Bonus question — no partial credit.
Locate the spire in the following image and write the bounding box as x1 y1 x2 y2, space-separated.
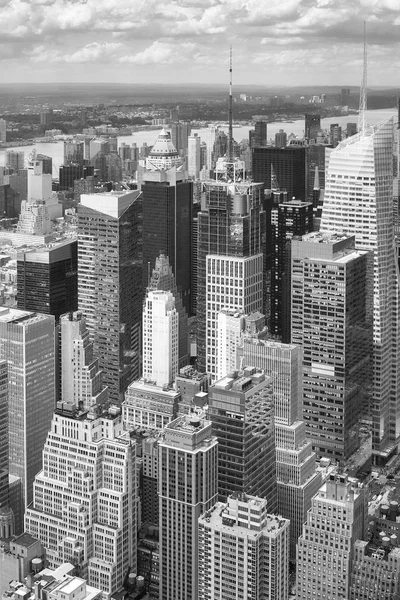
228 45 233 162
358 21 367 136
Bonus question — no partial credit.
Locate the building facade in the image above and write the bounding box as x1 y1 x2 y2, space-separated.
78 190 142 403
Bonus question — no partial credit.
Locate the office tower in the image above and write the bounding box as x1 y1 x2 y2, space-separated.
141 434 160 525
330 123 342 147
320 118 398 460
36 154 52 175
296 473 366 600
89 138 110 160
305 113 321 142
59 164 94 191
170 121 191 156
270 198 313 339
349 538 400 600
25 404 136 597
40 110 52 128
212 130 228 163
253 145 307 201
78 190 142 404
0 308 55 533
197 180 266 375
275 129 287 148
0 119 6 143
253 121 267 147
158 414 218 600
60 311 108 410
6 151 24 172
291 232 372 463
74 176 95 202
208 367 277 510
216 311 245 380
123 378 180 432
187 133 201 179
347 122 357 137
0 360 13 539
141 130 192 314
0 182 20 219
239 335 322 560
143 290 179 387
17 240 78 320
8 169 28 205
64 140 84 165
198 493 289 600
148 253 188 368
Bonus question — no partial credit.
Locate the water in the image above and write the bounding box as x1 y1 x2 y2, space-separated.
0 108 396 172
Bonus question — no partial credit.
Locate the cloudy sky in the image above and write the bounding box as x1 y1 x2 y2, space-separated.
0 0 399 86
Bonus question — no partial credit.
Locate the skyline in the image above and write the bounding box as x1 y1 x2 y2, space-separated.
0 0 399 86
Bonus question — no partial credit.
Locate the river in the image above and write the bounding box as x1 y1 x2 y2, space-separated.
0 108 396 172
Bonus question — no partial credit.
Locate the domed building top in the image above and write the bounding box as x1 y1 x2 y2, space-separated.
146 129 184 171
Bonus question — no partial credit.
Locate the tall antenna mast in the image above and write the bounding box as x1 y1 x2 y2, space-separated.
228 46 233 161
358 21 367 136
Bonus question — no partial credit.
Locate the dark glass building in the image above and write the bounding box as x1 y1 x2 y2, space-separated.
59 164 94 191
252 145 307 201
17 239 78 320
208 367 277 510
305 113 321 143
141 130 192 315
78 190 142 404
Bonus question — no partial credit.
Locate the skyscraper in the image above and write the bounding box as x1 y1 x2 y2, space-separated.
319 119 398 461
305 113 321 143
143 290 179 387
252 145 307 201
197 180 266 375
275 129 287 148
296 473 366 600
60 311 108 411
0 119 6 143
158 414 218 600
198 493 289 600
17 240 78 321
0 307 55 533
147 253 188 369
208 367 277 511
141 130 193 314
170 121 191 157
291 232 372 463
253 121 267 147
25 404 136 598
187 133 201 179
6 151 24 172
0 360 13 539
78 190 142 403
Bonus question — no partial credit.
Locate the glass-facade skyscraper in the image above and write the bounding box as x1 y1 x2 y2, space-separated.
320 119 399 461
78 190 142 404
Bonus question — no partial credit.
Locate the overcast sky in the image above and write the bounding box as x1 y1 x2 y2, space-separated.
0 0 399 86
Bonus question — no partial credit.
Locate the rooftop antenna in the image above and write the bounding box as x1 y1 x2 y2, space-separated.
228 46 233 162
358 21 367 136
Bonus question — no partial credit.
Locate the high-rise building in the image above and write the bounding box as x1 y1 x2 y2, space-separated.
270 198 313 339
0 119 6 143
17 240 78 321
296 473 366 600
197 179 266 375
305 114 321 143
143 290 179 387
59 164 94 191
78 190 142 403
275 129 287 148
198 493 289 600
0 307 55 533
239 334 322 560
208 367 277 510
253 121 267 147
319 119 399 461
140 130 192 314
36 154 52 175
6 151 24 172
159 414 218 600
64 140 85 165
147 253 188 369
330 123 342 147
187 133 201 179
170 121 191 157
0 360 13 539
60 311 108 411
252 145 307 201
349 538 400 600
216 310 246 381
25 404 136 598
291 232 372 463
